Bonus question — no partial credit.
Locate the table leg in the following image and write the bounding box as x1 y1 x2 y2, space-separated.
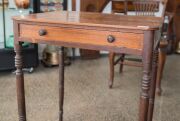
147 49 159 121
14 42 26 121
109 52 115 88
156 48 166 96
59 47 65 121
139 31 154 121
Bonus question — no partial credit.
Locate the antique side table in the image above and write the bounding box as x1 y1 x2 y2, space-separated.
13 11 163 121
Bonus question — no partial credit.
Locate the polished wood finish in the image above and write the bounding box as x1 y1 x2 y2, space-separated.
19 24 144 50
14 19 26 121
13 11 162 30
148 44 159 121
140 30 154 121
14 42 26 121
13 11 162 121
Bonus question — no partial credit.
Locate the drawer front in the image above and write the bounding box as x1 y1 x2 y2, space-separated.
19 24 144 50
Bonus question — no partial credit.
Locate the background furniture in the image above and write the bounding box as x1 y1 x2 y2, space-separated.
166 0 180 53
108 0 170 96
0 0 39 72
109 0 180 53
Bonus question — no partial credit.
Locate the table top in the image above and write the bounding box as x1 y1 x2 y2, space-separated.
13 11 163 31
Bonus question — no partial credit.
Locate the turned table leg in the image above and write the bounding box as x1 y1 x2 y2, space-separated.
59 47 65 121
14 42 26 121
147 49 158 121
139 31 154 121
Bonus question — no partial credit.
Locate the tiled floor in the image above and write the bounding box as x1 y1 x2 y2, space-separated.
0 55 179 121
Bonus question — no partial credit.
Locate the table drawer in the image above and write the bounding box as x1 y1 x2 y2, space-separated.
19 24 144 50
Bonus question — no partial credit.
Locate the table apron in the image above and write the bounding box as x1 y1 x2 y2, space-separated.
18 24 144 55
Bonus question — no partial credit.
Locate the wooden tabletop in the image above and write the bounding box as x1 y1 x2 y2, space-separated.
13 11 163 30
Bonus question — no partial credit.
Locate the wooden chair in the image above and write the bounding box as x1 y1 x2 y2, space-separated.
109 0 171 96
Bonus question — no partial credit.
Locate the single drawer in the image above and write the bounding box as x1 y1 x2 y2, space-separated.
19 24 144 50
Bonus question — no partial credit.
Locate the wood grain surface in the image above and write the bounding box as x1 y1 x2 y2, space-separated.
13 11 163 30
20 24 144 50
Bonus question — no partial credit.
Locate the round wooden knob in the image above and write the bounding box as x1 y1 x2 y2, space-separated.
107 35 115 43
39 29 47 36
15 0 30 9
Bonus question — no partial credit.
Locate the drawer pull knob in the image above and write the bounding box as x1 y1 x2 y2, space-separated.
39 29 47 36
107 35 115 43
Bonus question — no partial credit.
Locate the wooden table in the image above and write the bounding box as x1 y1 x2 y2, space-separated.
13 11 163 121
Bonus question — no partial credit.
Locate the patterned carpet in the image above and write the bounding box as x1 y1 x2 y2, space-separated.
0 55 180 121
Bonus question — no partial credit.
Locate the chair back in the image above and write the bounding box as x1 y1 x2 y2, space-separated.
133 0 160 16
110 0 167 17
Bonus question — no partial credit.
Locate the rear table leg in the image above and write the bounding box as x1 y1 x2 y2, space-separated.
59 47 65 121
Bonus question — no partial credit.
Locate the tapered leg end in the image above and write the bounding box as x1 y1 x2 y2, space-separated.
156 88 162 96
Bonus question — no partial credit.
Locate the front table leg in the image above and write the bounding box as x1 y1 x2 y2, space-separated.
139 31 154 121
14 42 26 121
59 47 65 121
147 49 159 121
